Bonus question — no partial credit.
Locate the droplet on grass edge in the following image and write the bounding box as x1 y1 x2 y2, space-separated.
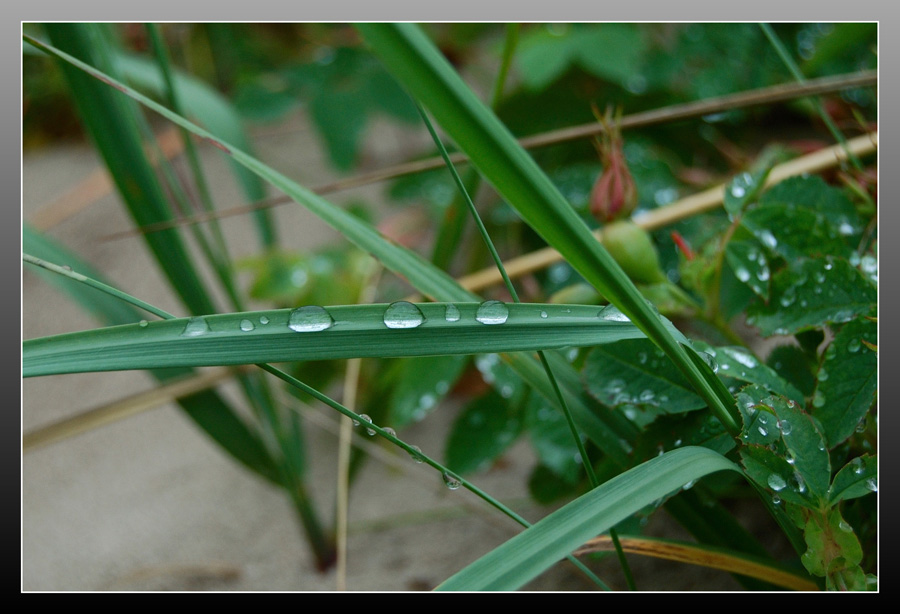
475 300 509 325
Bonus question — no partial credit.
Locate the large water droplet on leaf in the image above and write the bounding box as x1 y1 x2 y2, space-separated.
384 301 425 329
444 304 461 322
767 473 787 491
181 317 211 337
288 306 333 332
475 300 509 325
442 472 462 490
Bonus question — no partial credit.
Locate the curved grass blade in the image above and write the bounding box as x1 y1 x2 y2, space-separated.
24 303 673 377
436 446 741 591
355 24 739 435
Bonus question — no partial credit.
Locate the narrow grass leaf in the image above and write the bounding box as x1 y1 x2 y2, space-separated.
24 303 664 376
436 446 740 591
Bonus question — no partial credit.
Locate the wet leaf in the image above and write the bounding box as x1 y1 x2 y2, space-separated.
712 345 803 402
829 454 877 505
725 240 770 300
583 339 705 414
746 257 876 336
812 315 878 446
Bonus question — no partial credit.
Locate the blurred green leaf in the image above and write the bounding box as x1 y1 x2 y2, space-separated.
388 355 468 427
445 390 524 475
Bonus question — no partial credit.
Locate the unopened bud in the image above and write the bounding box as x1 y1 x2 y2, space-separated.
589 109 638 223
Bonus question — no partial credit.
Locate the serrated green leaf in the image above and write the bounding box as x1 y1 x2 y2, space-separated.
769 396 831 503
725 240 770 300
742 204 854 262
714 346 803 403
445 390 524 475
437 446 740 591
736 386 783 447
813 316 877 446
746 257 876 336
759 175 866 242
829 454 877 504
741 444 812 507
583 339 705 414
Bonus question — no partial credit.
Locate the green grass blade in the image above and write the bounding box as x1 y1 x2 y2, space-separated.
436 446 741 591
22 231 283 485
113 51 276 247
41 23 217 317
355 24 740 435
24 303 670 376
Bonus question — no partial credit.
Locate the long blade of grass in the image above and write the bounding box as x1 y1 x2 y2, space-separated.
42 23 217 317
436 446 741 591
355 23 740 435
23 302 675 377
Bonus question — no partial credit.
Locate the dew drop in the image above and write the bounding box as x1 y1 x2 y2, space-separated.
358 414 376 436
259 315 269 325
444 304 461 322
383 301 426 329
139 320 149 328
442 472 462 490
838 520 853 533
758 426 768 437
730 185 746 198
639 389 655 403
812 391 826 408
780 420 792 435
540 310 548 319
757 267 770 282
865 477 877 492
847 338 861 353
598 305 630 322
475 300 509 325
383 427 397 438
818 368 829 382
758 230 778 249
851 457 865 474
767 473 787 491
735 267 751 283
772 495 782 505
288 306 333 332
240 319 255 332
181 317 211 337
408 445 425 463
855 418 867 433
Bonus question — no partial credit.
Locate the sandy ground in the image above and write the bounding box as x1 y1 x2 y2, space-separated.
22 111 764 592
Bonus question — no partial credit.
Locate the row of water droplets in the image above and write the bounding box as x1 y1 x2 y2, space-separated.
178 301 634 336
351 412 462 490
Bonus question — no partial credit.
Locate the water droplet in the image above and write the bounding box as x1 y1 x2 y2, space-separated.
848 338 861 353
384 301 425 329
436 380 450 395
408 445 425 463
792 471 807 493
855 417 867 433
598 305 630 322
865 477 877 492
838 520 853 533
818 368 829 382
442 472 462 490
772 495 781 505
139 320 149 328
735 267 751 283
758 426 768 437
240 319 255 332
444 304 461 322
767 473 787 491
674 439 682 447
851 457 865 474
540 310 548 319
812 391 826 408
358 414 376 436
259 316 269 325
682 479 695 490
757 267 770 282
181 317 211 337
700 351 718 373
383 427 397 438
758 230 778 249
289 306 333 332
780 420 792 435
475 300 509 325
500 384 514 399
730 185 746 198
639 389 655 403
